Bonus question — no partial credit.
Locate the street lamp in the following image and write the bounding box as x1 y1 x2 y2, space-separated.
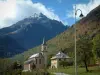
74 5 84 75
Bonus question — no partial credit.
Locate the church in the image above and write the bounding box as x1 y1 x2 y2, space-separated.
23 38 47 71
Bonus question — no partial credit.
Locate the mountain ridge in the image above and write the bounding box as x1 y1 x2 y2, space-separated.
0 13 68 57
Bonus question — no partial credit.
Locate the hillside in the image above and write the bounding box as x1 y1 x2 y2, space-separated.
13 5 100 62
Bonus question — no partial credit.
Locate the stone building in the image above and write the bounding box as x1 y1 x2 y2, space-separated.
23 38 47 71
51 51 72 68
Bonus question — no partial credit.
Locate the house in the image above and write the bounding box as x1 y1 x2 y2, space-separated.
51 51 72 68
23 38 47 71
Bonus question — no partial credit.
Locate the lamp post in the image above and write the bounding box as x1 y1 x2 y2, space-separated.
74 5 84 75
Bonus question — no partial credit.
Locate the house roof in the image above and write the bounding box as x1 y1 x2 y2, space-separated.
51 51 71 60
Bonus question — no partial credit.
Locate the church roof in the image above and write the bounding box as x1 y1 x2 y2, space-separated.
29 53 43 59
24 58 33 64
24 53 43 64
51 51 71 60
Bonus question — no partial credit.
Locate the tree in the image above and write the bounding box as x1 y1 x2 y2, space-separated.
31 63 36 70
12 61 23 70
92 34 100 66
47 54 54 68
8 61 23 75
59 60 68 67
77 36 93 72
0 58 11 75
92 34 100 58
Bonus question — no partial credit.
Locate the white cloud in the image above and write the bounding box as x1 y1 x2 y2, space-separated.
0 0 61 28
67 0 100 19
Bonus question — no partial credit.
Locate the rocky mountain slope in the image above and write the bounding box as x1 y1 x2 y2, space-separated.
0 13 68 57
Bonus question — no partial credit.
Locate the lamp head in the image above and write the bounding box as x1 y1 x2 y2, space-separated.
79 13 84 18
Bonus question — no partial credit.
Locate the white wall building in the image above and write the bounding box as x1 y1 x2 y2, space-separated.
51 51 72 68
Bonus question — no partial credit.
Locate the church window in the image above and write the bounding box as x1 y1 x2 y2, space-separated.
44 46 46 50
36 59 37 64
39 59 41 64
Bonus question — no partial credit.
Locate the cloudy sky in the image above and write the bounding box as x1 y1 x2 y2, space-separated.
0 0 100 28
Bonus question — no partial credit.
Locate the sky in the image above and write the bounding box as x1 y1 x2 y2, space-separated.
0 0 100 28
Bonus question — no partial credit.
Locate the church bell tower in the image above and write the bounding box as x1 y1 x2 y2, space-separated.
41 37 47 68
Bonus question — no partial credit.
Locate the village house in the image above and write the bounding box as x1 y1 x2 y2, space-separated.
51 51 72 68
23 38 47 71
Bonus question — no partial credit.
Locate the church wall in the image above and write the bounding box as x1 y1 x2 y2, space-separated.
23 38 47 71
35 57 45 69
24 64 30 71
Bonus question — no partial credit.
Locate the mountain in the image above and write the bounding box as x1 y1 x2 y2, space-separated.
0 13 68 58
12 5 100 62
0 36 25 57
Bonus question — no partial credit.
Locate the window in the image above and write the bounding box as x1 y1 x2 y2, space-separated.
36 59 37 64
59 59 61 61
39 59 41 64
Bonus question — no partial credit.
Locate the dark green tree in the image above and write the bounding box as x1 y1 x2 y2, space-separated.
92 34 100 58
8 61 23 75
77 36 93 72
12 61 23 70
31 63 36 70
59 60 68 67
47 54 54 68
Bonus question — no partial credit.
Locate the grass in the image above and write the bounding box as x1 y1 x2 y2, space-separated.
48 66 100 75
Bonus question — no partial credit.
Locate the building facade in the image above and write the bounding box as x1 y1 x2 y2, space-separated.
23 38 47 71
51 51 72 68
